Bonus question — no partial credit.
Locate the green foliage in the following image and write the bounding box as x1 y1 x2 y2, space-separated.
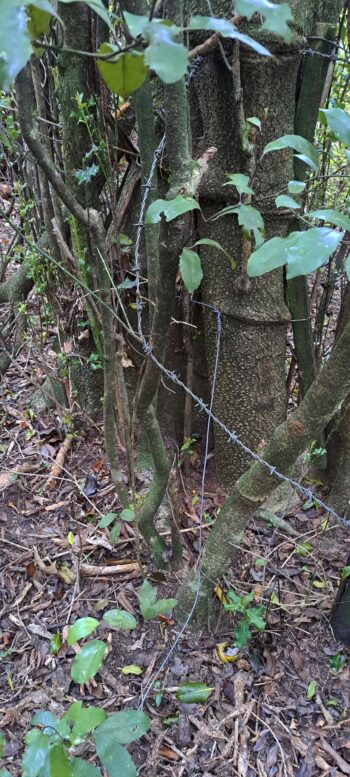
329 652 347 673
102 610 137 630
97 47 147 98
138 580 177 621
0 3 31 90
224 173 254 196
235 0 293 42
263 134 319 171
224 590 266 649
67 617 99 646
73 164 99 185
306 679 317 700
248 227 343 279
98 507 134 545
189 16 271 56
193 238 235 267
145 196 200 224
306 209 350 231
123 13 188 84
179 248 203 293
275 194 300 209
71 640 106 684
59 0 111 28
320 107 350 146
20 703 150 777
288 180 306 195
176 682 214 704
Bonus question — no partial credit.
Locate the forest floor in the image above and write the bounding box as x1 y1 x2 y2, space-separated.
2 214 350 777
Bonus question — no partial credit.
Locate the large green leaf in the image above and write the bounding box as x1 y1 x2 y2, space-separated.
22 733 51 777
72 758 102 777
176 683 214 704
275 194 300 209
97 46 147 98
143 20 188 83
145 196 200 224
248 227 343 279
189 15 271 56
27 1 57 39
0 3 31 90
94 711 151 747
235 0 293 43
236 204 264 246
102 609 137 630
138 579 177 620
179 248 203 293
96 741 136 777
263 134 319 171
67 617 99 646
120 508 135 522
63 702 107 742
70 640 106 684
50 744 73 777
223 173 254 196
307 209 350 231
320 107 350 147
59 0 111 27
288 180 306 195
123 11 148 38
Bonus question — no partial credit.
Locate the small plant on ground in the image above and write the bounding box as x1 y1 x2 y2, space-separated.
224 590 266 649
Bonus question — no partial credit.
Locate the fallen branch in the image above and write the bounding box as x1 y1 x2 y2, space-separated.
46 435 73 491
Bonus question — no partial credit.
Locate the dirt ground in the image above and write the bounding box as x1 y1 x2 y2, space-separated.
1 212 350 776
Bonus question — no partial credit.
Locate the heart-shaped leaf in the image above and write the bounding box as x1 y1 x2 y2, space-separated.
145 196 200 224
97 46 147 98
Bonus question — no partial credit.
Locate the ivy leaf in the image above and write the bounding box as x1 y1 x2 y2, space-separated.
67 617 99 646
70 640 106 684
189 16 271 56
263 134 319 171
102 609 137 630
248 227 343 279
307 209 350 231
246 606 266 631
97 46 147 98
59 0 111 28
179 248 203 293
320 107 350 147
275 194 300 209
224 173 254 196
176 682 214 704
145 196 200 224
235 0 293 43
138 580 177 620
288 180 306 195
144 20 188 84
94 711 151 747
73 164 99 185
72 758 103 777
234 620 251 649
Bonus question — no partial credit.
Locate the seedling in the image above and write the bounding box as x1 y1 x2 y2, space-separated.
224 589 266 649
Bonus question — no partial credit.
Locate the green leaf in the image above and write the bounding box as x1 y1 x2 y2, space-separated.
123 11 148 38
121 664 143 675
235 0 293 43
109 522 121 545
73 164 99 185
102 609 137 630
224 591 245 613
72 758 102 777
27 2 55 39
224 173 254 196
96 741 136 777
98 512 117 528
0 3 31 90
306 679 317 700
246 606 266 631
236 204 265 246
50 744 73 777
247 116 261 129
0 734 6 758
179 248 203 293
31 711 60 736
346 254 350 281
248 227 343 279
145 196 200 224
64 702 107 742
94 711 151 747
22 733 51 777
67 617 99 646
59 0 111 28
288 180 306 195
70 640 106 684
307 209 350 231
263 134 319 171
143 20 188 84
120 508 135 522
320 107 350 146
275 194 300 209
189 16 271 56
341 566 350 580
193 238 234 264
97 46 147 99
0 770 12 777
176 682 214 704
234 620 251 649
138 579 177 620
